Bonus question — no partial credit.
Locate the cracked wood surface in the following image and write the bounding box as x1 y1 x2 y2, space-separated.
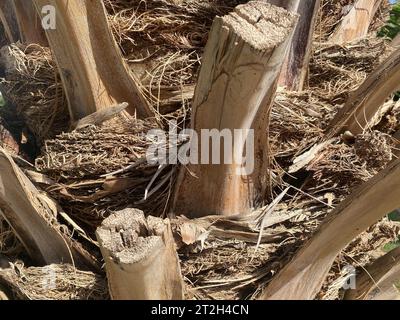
173 1 298 218
96 209 183 300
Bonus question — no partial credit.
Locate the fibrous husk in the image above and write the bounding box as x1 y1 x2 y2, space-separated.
270 90 330 165
374 100 400 134
0 262 108 300
0 44 69 143
0 217 23 259
104 0 248 118
305 131 394 198
35 118 177 229
36 118 157 179
310 37 392 104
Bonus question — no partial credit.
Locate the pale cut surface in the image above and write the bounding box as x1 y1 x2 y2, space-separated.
96 208 183 300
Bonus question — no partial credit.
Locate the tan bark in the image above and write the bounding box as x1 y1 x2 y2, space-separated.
0 0 20 43
261 158 400 300
13 0 47 46
33 0 152 121
326 48 400 137
172 1 298 218
267 0 321 90
0 148 96 269
329 0 383 45
345 247 400 300
96 208 183 300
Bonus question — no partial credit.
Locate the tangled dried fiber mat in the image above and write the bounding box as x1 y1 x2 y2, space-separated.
0 44 68 144
0 217 23 260
104 0 248 117
177 211 399 300
270 90 330 169
176 129 396 299
34 117 177 230
310 36 392 105
374 100 400 135
173 207 304 299
0 262 108 300
302 131 395 200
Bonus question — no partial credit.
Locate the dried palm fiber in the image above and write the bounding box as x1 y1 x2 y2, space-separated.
0 262 108 300
0 44 68 143
369 0 392 34
104 0 248 119
270 91 330 166
35 116 178 230
374 100 400 135
309 37 392 105
178 192 398 299
303 131 394 199
315 0 355 42
181 238 282 300
174 205 302 300
0 216 23 259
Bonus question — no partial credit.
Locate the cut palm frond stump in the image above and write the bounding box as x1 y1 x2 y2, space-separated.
173 1 298 218
33 0 152 120
329 0 383 45
96 209 183 300
327 47 400 137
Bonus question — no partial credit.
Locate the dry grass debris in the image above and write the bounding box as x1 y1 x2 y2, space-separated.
310 37 392 104
35 118 177 229
104 0 248 118
0 263 108 300
0 44 68 144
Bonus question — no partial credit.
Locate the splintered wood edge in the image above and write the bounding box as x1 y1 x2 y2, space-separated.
222 1 298 51
96 208 166 265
